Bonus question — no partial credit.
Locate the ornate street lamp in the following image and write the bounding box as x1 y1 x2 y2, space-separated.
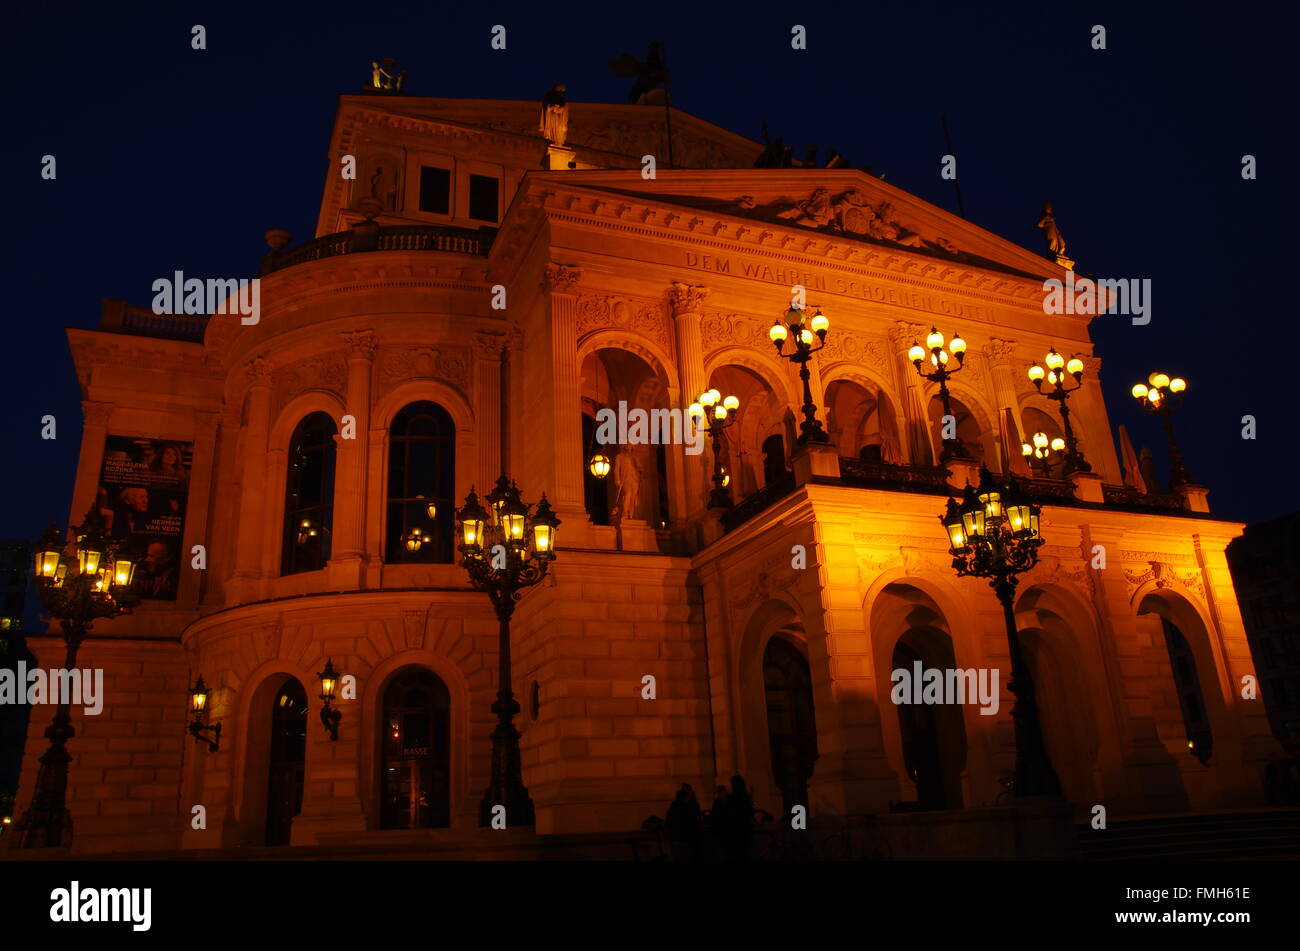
588 453 611 479
908 327 972 462
455 475 560 827
1020 431 1066 478
688 388 741 509
188 676 222 752
769 304 830 443
939 469 1062 798
13 509 140 848
1131 372 1192 488
1027 348 1090 474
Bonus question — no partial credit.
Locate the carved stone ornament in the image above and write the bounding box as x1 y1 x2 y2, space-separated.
245 357 272 388
669 282 709 316
1123 560 1206 601
575 296 669 348
341 330 377 361
378 346 471 390
542 263 582 292
984 337 1019 369
273 353 349 411
887 320 928 350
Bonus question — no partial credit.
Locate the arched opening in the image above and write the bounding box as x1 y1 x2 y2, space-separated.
380 666 452 828
580 349 671 527
1138 592 1218 767
762 636 819 814
870 583 969 809
825 378 903 464
281 412 337 575
265 678 307 846
386 401 455 563
709 364 795 498
927 393 987 466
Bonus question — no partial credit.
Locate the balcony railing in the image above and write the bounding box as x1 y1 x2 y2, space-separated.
1101 483 1189 514
259 224 494 275
840 458 951 493
721 471 796 533
97 299 208 342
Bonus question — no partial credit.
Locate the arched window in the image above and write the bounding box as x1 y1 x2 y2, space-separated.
282 413 337 576
1161 617 1214 764
380 667 451 829
387 401 455 563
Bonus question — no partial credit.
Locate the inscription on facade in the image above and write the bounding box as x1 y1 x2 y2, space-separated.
681 251 988 320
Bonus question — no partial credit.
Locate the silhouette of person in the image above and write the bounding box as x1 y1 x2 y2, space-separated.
665 783 702 861
723 774 755 861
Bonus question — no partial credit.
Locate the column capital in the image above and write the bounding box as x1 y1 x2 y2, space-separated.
474 327 524 358
541 262 581 293
80 400 114 427
340 330 376 362
669 281 708 318
888 320 927 350
984 336 1020 369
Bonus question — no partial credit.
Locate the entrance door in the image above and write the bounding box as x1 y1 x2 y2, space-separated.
380 668 451 828
763 638 819 814
265 679 307 846
892 642 948 809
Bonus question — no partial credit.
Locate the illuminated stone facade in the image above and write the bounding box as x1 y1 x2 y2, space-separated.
9 94 1273 855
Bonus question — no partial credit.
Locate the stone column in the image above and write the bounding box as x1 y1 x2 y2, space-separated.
328 331 375 589
69 401 114 525
230 358 272 603
984 337 1026 469
670 282 710 517
178 410 220 607
542 264 585 523
888 321 930 465
474 330 505 488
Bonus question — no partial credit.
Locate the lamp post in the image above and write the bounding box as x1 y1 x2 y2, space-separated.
1130 372 1192 488
688 388 740 509
188 676 222 752
1020 432 1066 479
939 469 1062 798
13 509 140 848
1027 348 1090 474
455 475 560 827
907 327 972 462
769 304 830 443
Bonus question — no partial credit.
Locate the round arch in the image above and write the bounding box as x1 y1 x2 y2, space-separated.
577 331 679 395
704 346 796 408
361 648 475 829
232 661 315 846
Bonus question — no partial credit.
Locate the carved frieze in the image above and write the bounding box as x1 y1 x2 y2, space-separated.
1122 560 1206 601
574 296 670 349
377 346 471 391
817 331 889 373
272 353 348 410
699 311 772 356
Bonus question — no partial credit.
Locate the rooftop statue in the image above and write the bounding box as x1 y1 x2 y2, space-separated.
363 57 406 94
608 43 670 105
1037 201 1066 257
539 84 569 147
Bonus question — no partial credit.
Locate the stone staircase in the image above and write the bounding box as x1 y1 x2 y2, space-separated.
1076 808 1300 860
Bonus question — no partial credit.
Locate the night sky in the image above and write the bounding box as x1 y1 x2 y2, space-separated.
4 0 1297 616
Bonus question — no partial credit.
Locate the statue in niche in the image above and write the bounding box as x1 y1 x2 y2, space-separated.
368 162 399 212
612 448 642 521
539 84 569 146
1037 201 1066 257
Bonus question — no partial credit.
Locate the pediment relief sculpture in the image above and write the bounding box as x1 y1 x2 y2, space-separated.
744 188 937 251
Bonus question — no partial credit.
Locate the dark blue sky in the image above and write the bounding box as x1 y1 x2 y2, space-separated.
3 0 1297 581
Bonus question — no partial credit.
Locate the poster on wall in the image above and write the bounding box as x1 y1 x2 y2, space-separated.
95 435 194 601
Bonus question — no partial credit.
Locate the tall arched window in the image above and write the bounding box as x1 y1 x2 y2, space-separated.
387 401 455 563
282 412 337 576
1161 617 1214 764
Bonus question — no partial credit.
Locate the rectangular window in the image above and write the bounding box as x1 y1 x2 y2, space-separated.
468 174 499 222
419 166 451 215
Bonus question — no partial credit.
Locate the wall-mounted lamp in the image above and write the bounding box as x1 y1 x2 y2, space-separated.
318 658 342 740
188 675 221 752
